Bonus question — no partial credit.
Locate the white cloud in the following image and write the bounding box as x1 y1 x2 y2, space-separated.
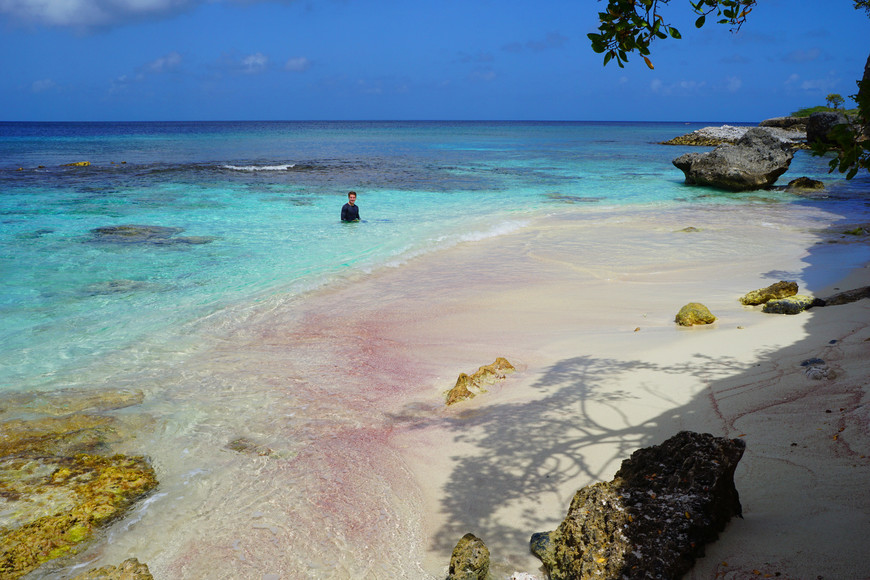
0 0 197 28
242 52 268 73
31 78 56 92
502 31 568 53
148 51 182 73
650 78 706 96
284 57 310 72
725 76 742 93
782 48 821 63
784 72 840 94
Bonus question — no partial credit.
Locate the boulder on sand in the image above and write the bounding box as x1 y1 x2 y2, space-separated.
672 127 794 191
739 280 798 305
675 303 716 326
530 431 745 580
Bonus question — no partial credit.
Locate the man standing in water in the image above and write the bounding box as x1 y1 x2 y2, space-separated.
341 191 360 222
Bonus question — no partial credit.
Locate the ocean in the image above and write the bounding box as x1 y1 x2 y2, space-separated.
1 121 869 578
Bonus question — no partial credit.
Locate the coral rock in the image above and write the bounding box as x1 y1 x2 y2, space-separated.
672 127 795 191
446 358 515 405
531 431 745 580
447 533 491 580
762 295 815 315
739 280 799 305
675 303 716 326
69 557 153 580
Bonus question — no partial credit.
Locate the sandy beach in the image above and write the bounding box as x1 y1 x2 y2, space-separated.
17 199 869 580
315 202 870 579
196 200 869 579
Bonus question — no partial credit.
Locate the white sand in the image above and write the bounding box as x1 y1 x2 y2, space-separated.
320 203 870 578
52 202 869 579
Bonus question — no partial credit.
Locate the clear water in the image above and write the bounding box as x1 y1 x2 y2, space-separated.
4 120 864 390
2 121 869 578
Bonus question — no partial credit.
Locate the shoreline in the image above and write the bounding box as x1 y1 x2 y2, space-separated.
7 198 870 579
235 200 867 578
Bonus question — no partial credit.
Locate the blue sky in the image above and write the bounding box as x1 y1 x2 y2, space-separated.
2 0 868 121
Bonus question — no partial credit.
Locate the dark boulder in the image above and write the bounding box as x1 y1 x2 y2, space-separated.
759 116 807 131
672 127 794 191
531 431 745 580
806 112 849 147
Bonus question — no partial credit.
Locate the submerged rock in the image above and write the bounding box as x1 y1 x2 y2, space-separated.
445 358 515 405
531 431 745 580
762 295 815 315
739 280 799 305
69 558 153 580
89 224 214 245
675 303 716 326
672 128 795 191
447 533 491 580
0 392 157 579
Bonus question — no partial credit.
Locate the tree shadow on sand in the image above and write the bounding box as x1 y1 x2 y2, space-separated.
392 351 773 558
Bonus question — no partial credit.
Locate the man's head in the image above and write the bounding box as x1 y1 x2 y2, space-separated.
347 191 357 205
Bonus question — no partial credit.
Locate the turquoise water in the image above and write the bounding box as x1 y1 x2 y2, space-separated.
1 121 866 390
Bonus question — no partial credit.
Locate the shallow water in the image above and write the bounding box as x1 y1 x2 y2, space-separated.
2 121 870 578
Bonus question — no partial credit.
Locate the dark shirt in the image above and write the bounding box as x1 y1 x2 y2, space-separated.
341 202 360 222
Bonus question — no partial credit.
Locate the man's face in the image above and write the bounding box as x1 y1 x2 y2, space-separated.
348 194 356 205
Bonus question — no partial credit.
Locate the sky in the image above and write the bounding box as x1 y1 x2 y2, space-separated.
1 0 869 122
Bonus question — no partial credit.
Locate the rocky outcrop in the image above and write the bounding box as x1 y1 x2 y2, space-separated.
90 225 214 245
661 125 805 147
446 358 515 405
531 431 745 580
675 303 716 326
762 295 815 315
69 558 153 580
62 161 91 167
806 111 850 146
672 128 795 191
759 116 807 131
739 281 798 305
447 533 492 580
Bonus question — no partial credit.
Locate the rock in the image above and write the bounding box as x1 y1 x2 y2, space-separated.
0 388 145 419
672 127 795 191
69 558 153 580
661 125 805 147
785 176 825 192
806 111 849 146
759 116 807 131
531 431 745 580
739 280 799 305
675 303 716 326
813 285 870 307
762 295 815 314
89 225 214 245
447 533 491 580
677 226 701 232
446 358 515 405
0 402 157 578
62 161 91 167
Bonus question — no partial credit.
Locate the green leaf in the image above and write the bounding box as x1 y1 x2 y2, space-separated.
695 15 706 28
669 27 682 39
